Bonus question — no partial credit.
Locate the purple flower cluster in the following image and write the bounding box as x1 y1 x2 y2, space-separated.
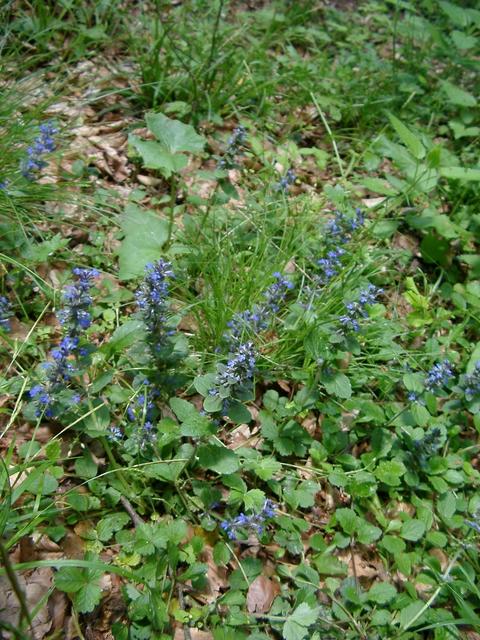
108 425 123 442
29 268 98 417
339 284 383 333
226 272 293 343
459 361 480 401
21 122 58 180
136 259 174 353
126 383 159 448
0 295 12 331
218 125 247 169
0 180 9 191
314 209 365 287
425 360 454 392
57 268 99 337
275 168 296 192
210 341 256 398
221 499 276 541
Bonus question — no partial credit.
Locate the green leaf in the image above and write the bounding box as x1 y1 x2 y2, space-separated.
102 320 145 357
440 166 480 182
368 582 397 604
129 135 188 177
197 444 239 474
283 603 321 640
380 534 406 555
97 513 130 542
440 81 476 107
169 397 213 437
55 565 103 613
314 553 348 576
145 112 205 154
388 114 425 160
74 583 103 613
321 370 352 399
250 456 282 481
335 508 358 535
55 567 85 592
194 373 217 397
22 234 69 263
118 204 169 280
357 521 382 544
400 519 426 541
399 600 426 629
74 451 98 480
375 459 406 486
451 30 477 50
226 400 251 424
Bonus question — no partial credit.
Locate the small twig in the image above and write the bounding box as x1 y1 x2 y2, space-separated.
119 495 144 528
177 583 192 640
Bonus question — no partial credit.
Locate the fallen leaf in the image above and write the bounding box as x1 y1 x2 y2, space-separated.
246 575 280 613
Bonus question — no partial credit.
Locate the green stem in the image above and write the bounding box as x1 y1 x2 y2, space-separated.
166 174 178 247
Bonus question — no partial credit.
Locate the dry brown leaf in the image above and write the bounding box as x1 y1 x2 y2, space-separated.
246 575 280 613
0 568 53 639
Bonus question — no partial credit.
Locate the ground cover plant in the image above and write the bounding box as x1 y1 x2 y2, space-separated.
1 0 480 639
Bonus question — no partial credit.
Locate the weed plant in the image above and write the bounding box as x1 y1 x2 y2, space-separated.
1 1 480 640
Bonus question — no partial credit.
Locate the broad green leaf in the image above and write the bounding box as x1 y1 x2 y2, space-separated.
451 30 477 50
283 603 321 640
380 535 406 554
314 553 348 576
375 459 406 486
335 508 358 536
368 582 397 604
439 1 469 27
321 370 352 399
145 112 205 154
226 400 252 424
357 521 382 544
400 518 426 541
197 444 239 474
129 135 188 178
97 513 130 542
74 451 98 480
170 397 213 437
440 166 480 182
399 600 426 629
74 583 102 613
118 204 169 280
440 81 476 107
388 114 425 160
101 320 145 357
22 234 69 263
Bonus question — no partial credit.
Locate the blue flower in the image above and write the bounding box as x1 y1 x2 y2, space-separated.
459 361 480 401
308 209 365 293
425 360 454 392
339 284 383 334
226 272 293 343
29 267 97 417
220 500 277 541
136 259 174 355
218 125 247 169
210 342 257 398
0 296 13 331
57 268 99 336
274 168 296 192
108 426 123 442
21 122 58 180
